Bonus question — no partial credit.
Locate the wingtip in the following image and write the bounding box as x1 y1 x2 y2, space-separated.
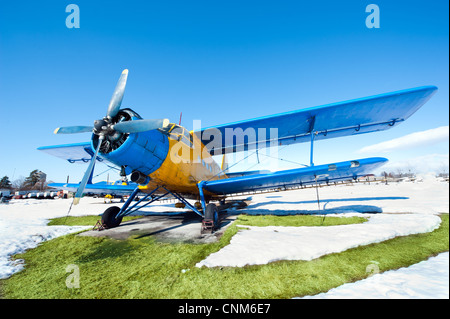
429 85 438 92
53 128 60 134
413 85 438 94
122 69 129 75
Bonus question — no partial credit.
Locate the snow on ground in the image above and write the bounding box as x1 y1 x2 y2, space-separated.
300 252 449 299
0 176 448 298
0 221 89 279
0 197 108 279
196 175 448 268
234 174 449 215
195 214 442 267
0 196 188 279
194 176 449 299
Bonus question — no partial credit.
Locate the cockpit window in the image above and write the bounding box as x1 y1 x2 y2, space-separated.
163 124 193 147
350 161 360 168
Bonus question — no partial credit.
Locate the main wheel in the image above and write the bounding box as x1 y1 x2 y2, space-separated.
101 206 122 228
205 203 219 229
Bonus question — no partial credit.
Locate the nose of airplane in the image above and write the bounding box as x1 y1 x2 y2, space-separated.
93 128 170 178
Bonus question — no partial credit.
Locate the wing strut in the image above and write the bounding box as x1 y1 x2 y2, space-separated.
309 116 316 167
310 131 316 167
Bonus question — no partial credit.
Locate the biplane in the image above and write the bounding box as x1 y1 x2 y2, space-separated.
38 69 437 229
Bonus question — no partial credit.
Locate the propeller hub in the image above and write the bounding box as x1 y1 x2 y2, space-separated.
93 118 110 135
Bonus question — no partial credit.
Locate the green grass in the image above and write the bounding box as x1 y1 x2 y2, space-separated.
48 215 141 226
236 214 368 227
1 214 448 299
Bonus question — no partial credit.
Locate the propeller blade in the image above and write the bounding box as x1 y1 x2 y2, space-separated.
106 69 129 119
54 126 93 134
113 119 170 133
73 137 103 205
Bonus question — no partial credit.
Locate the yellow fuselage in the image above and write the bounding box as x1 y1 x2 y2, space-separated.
138 124 225 197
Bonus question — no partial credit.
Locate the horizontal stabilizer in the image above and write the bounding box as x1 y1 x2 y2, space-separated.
203 157 388 195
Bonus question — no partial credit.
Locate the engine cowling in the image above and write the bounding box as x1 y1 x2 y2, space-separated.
91 110 170 177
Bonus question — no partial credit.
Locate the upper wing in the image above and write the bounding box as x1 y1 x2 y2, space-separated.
196 86 437 154
37 142 111 164
202 157 387 196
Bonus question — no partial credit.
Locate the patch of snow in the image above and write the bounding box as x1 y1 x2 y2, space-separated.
300 252 449 299
196 214 441 268
0 223 89 278
0 198 105 279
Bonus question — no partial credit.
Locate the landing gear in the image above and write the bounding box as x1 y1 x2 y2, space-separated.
101 206 122 228
96 185 232 233
205 203 219 227
202 203 219 234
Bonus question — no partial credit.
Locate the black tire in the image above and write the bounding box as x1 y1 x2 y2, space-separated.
101 206 122 228
205 203 219 229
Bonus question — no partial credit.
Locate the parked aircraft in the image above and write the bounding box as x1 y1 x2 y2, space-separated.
38 69 437 229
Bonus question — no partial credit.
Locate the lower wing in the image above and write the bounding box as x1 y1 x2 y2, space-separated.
202 157 387 195
48 182 138 195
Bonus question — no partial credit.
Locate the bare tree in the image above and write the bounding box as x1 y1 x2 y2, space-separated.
395 168 404 178
437 163 449 178
12 176 26 191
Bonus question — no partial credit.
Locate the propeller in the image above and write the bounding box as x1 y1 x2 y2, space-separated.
53 69 169 204
106 69 128 119
54 69 169 137
54 126 93 134
113 118 170 133
72 136 103 205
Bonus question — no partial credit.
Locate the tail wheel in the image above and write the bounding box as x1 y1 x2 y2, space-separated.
205 203 219 229
101 206 123 228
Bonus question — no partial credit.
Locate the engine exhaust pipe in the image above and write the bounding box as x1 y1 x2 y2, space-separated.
130 171 150 185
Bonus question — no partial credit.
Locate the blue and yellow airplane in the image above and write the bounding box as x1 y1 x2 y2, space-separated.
38 69 437 229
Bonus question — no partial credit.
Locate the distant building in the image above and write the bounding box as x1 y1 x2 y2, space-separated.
0 189 11 197
357 174 376 182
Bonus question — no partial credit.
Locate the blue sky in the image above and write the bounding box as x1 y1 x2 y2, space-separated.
0 0 448 184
